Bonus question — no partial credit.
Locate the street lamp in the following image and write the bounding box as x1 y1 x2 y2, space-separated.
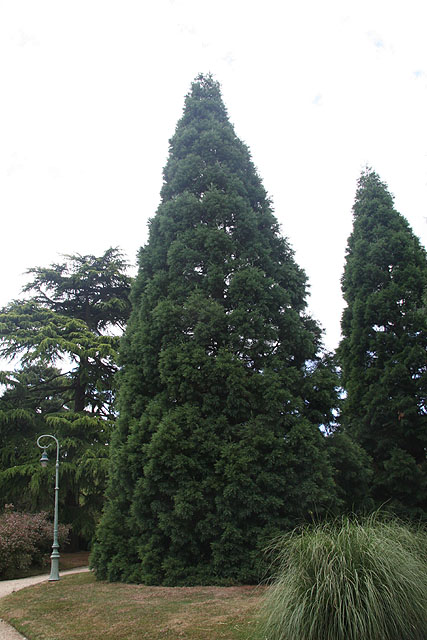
36 434 60 581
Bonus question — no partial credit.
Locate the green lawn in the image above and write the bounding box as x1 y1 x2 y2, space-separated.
0 572 263 640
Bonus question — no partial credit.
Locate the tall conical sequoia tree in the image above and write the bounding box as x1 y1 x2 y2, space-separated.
91 75 338 585
338 169 427 518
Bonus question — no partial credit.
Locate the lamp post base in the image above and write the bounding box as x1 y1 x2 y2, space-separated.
49 547 60 581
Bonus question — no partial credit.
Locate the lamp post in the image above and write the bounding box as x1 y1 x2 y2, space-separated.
36 434 60 581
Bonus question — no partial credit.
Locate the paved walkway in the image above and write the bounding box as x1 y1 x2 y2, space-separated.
0 567 89 640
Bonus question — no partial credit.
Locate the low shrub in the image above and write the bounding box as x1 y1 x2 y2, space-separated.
258 514 427 640
0 504 70 578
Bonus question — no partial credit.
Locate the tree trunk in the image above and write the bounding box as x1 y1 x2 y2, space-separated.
74 360 87 412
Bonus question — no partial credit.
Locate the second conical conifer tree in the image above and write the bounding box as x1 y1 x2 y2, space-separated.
338 169 427 518
92 75 338 585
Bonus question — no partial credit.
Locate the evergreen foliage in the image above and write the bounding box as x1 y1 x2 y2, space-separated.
0 249 131 546
92 75 339 585
338 169 427 518
326 430 374 512
0 248 131 414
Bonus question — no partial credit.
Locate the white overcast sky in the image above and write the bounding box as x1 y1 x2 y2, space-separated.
1 0 426 352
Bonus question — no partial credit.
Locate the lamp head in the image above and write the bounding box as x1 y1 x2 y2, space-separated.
40 450 49 467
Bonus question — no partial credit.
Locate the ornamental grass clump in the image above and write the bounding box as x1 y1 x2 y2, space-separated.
258 514 427 640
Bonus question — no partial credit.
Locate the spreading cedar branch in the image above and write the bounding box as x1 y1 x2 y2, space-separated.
0 301 118 362
22 246 131 333
0 247 132 415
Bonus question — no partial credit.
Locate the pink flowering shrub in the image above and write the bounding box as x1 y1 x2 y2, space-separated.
0 505 70 578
